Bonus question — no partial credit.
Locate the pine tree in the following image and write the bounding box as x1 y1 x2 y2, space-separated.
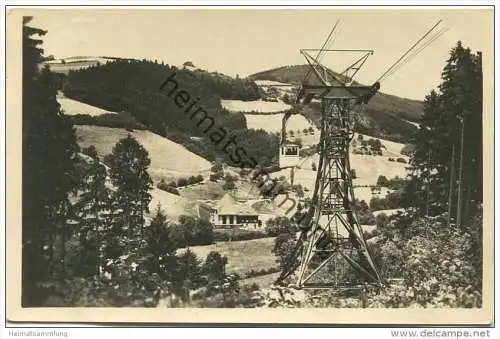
409 41 482 223
172 249 201 301
202 251 228 285
143 205 178 281
22 17 79 305
409 90 445 215
105 135 152 262
74 151 110 277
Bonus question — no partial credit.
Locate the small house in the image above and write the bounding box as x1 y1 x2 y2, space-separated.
212 194 261 229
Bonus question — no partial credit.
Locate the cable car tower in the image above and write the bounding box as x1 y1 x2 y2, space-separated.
275 20 447 290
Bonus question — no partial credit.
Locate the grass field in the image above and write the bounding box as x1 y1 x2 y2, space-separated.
180 237 277 277
149 187 202 222
75 125 212 182
58 93 118 117
178 182 226 200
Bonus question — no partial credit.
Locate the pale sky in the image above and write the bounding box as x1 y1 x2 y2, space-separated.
26 8 493 100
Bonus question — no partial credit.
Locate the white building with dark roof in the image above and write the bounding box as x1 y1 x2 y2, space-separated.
212 193 261 229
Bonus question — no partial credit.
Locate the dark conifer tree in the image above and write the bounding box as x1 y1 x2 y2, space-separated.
74 151 110 277
105 135 152 262
143 205 178 282
22 17 78 305
202 251 228 285
409 41 482 223
173 249 202 300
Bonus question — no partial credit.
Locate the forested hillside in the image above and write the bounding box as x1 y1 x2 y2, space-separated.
62 60 279 166
64 60 260 136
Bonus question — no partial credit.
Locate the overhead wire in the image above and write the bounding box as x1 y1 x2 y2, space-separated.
317 24 342 64
302 20 340 85
375 20 443 83
379 25 449 82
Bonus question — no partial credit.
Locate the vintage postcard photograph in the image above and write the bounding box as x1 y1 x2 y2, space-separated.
4 6 495 325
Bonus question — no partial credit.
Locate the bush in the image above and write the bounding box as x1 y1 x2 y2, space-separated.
202 251 228 285
222 181 236 191
179 215 214 246
40 276 167 307
157 180 180 195
292 184 305 198
400 144 416 157
376 213 390 228
384 176 407 190
102 154 114 167
177 177 188 187
225 173 237 182
265 217 297 237
169 224 187 248
370 191 405 212
358 212 376 225
370 197 389 211
68 113 148 130
222 173 237 190
354 199 376 225
213 228 268 242
368 214 482 308
211 162 223 173
244 267 280 279
377 175 389 187
192 282 260 308
210 171 224 182
273 233 298 270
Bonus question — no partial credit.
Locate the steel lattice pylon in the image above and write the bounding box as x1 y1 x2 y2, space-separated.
297 99 381 289
274 21 447 290
275 48 383 290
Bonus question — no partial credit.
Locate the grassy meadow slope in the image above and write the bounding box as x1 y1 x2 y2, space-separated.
178 237 276 277
75 125 211 181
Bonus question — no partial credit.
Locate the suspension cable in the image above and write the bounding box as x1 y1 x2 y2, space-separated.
380 25 449 82
302 20 340 84
376 20 443 83
317 24 342 64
